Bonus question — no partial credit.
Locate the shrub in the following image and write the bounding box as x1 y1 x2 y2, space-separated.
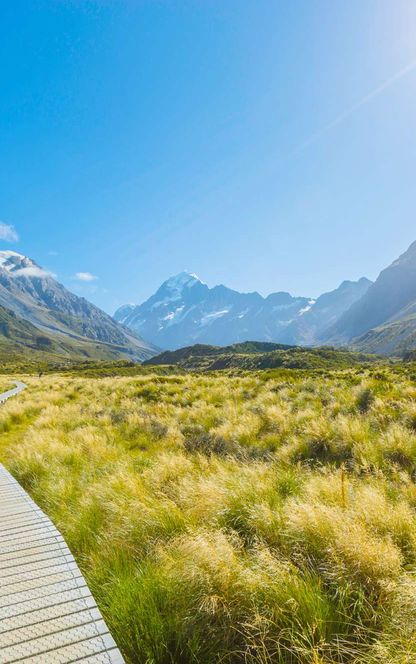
182 425 238 457
356 387 375 413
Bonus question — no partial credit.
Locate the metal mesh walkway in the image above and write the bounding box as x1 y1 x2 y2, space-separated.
0 465 124 663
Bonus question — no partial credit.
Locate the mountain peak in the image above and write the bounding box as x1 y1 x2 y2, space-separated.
163 271 204 290
0 249 157 361
0 250 28 267
337 277 372 291
0 250 35 271
0 251 51 279
390 240 416 269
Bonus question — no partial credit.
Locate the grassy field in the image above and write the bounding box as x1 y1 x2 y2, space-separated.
0 378 16 393
1 366 416 663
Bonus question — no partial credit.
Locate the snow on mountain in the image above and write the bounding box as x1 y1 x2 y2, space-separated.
0 251 55 279
0 250 157 360
150 272 204 308
114 303 136 324
115 272 371 350
163 271 204 291
0 250 36 271
298 300 316 316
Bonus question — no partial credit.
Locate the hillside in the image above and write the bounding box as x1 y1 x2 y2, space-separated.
326 241 416 350
352 314 416 356
145 340 379 371
0 251 158 362
0 303 61 362
0 302 156 368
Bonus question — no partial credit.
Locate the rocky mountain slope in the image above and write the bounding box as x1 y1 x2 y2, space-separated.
325 242 416 341
352 316 416 356
324 241 416 354
115 272 372 350
281 278 372 345
0 251 157 362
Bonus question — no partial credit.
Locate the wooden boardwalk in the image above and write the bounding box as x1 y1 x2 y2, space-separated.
0 384 125 663
0 382 27 404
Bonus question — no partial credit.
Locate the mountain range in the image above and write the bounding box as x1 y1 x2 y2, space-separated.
1 240 416 365
115 240 416 356
114 272 373 350
0 251 157 364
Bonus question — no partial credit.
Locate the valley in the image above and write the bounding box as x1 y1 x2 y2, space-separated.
1 240 416 663
2 4 415 662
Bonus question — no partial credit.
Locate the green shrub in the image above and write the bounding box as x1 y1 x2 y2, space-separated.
356 387 375 413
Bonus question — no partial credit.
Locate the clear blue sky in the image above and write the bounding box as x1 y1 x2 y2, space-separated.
1 0 416 313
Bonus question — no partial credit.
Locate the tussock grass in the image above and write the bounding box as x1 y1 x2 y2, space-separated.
2 367 416 662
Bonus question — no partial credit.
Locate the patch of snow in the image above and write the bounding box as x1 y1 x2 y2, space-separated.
189 273 205 285
165 271 202 291
298 299 316 316
237 309 249 319
151 273 205 310
163 305 185 327
0 251 53 278
0 251 27 270
151 274 200 309
199 309 229 327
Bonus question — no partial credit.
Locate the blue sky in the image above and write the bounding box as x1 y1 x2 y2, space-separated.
1 0 416 313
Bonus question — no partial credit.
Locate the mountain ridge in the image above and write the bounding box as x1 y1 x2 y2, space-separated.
115 271 372 351
324 241 416 353
0 250 158 362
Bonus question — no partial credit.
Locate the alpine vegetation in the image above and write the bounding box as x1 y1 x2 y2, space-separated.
2 364 416 663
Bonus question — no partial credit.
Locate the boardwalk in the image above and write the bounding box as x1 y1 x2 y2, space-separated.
0 385 125 663
0 381 27 404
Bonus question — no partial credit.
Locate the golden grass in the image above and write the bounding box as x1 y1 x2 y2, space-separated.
0 378 16 394
1 368 416 662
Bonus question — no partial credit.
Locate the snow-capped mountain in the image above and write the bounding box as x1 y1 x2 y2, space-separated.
115 271 371 350
0 250 47 277
0 250 157 361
